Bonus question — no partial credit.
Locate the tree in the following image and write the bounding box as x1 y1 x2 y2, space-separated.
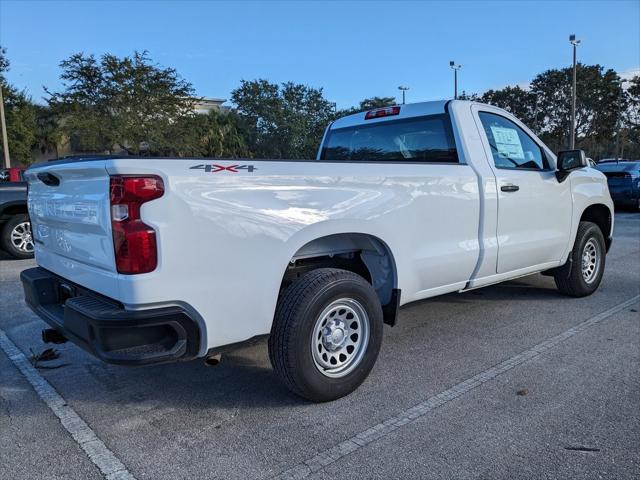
627 75 640 129
34 105 63 159
473 65 626 159
530 64 624 155
457 91 479 101
0 47 8 74
357 96 396 110
336 96 398 117
47 51 195 155
480 86 539 131
231 79 335 159
620 75 640 159
161 109 250 158
0 46 37 164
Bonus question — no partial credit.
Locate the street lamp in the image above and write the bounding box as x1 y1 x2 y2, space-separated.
398 85 409 105
449 61 462 99
569 34 581 149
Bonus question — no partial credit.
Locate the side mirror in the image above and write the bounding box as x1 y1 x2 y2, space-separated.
556 149 587 182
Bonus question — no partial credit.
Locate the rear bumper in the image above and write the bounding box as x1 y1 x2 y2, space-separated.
20 267 201 365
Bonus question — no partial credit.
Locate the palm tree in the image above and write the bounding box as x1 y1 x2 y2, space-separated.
34 105 63 159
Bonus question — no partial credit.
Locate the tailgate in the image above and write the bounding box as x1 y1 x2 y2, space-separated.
25 161 119 298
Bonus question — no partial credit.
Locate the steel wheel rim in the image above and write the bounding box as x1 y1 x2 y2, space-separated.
311 298 370 378
10 221 34 253
581 238 600 284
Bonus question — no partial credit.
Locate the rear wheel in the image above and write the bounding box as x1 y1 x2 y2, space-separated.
1 214 34 259
269 268 383 402
554 221 606 297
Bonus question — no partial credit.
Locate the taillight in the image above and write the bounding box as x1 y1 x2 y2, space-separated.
364 106 400 120
110 175 164 274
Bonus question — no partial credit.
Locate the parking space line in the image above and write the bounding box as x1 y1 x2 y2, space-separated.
273 295 640 480
0 330 137 480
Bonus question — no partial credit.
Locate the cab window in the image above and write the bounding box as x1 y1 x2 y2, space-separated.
320 115 458 163
479 112 548 170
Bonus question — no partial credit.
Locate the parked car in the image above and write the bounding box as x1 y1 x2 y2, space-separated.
0 181 32 259
594 159 640 210
0 166 26 182
20 100 613 402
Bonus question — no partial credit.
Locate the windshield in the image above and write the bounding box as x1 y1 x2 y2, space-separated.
320 115 458 163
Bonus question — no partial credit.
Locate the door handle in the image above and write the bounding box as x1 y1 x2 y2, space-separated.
501 184 519 192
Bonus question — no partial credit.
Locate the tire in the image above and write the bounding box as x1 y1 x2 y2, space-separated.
269 268 384 402
1 214 34 259
554 221 606 297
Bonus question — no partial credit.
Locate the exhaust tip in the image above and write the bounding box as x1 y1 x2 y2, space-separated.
204 353 222 367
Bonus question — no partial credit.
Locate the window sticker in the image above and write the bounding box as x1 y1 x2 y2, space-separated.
490 126 524 160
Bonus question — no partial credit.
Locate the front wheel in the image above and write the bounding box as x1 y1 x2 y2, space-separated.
269 268 383 402
554 221 606 297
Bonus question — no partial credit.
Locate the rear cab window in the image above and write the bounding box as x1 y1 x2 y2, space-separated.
320 114 458 163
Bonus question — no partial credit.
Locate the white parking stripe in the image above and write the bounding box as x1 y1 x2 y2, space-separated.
274 295 640 480
0 331 137 480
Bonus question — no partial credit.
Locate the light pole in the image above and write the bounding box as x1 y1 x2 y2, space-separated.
569 34 581 149
0 85 10 168
615 79 628 160
398 85 409 105
449 61 462 99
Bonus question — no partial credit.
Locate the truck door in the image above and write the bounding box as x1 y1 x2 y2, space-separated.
473 107 572 274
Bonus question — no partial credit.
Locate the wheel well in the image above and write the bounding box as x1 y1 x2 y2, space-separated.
282 233 400 324
580 204 612 250
0 205 28 225
0 204 28 216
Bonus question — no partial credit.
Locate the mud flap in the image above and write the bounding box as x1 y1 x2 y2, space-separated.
382 289 401 326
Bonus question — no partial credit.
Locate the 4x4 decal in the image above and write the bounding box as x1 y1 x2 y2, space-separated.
190 164 257 173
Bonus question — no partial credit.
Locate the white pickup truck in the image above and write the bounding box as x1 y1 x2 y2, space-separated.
21 100 613 402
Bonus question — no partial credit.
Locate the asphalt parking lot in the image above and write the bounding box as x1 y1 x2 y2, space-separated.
1 212 638 480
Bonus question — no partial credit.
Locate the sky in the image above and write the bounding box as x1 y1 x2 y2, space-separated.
0 0 639 108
